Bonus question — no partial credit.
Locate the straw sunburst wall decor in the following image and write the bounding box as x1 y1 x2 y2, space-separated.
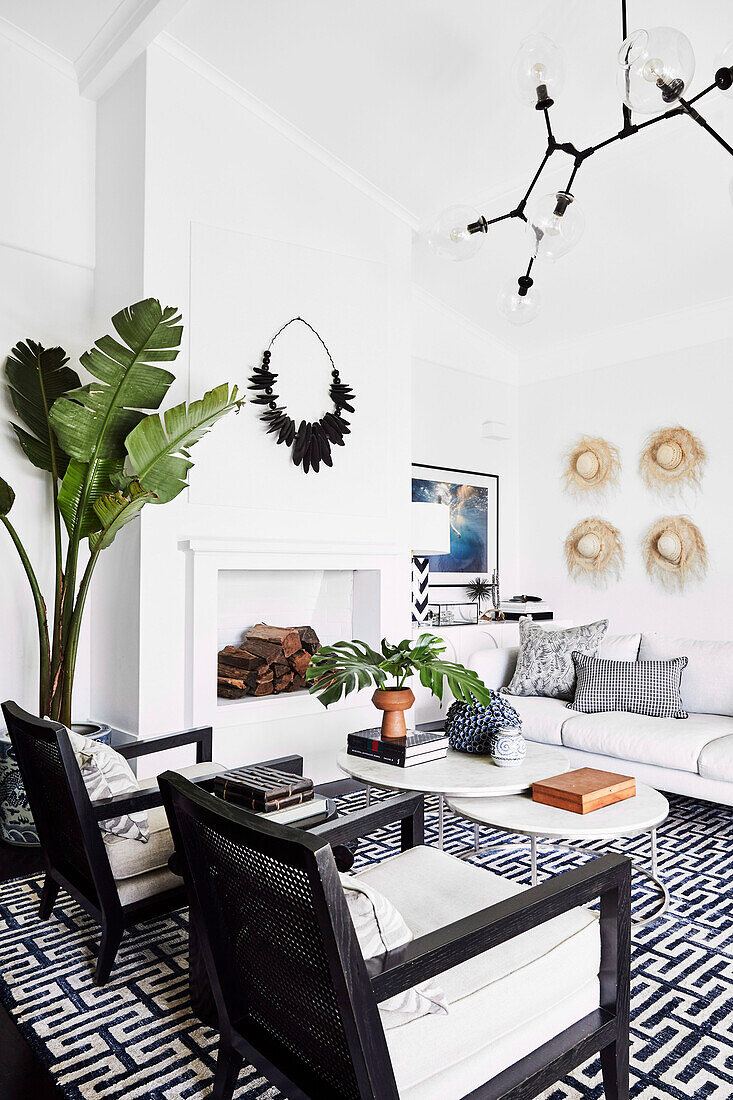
639 426 706 496
562 435 621 498
564 517 624 587
642 515 708 592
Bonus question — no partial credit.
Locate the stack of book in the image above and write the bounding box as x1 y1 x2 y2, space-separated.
499 597 553 621
214 765 314 812
347 728 448 768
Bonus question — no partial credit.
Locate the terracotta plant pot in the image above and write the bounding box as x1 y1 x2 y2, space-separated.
372 687 415 740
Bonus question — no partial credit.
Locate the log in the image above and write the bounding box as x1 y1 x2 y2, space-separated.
288 649 311 676
218 657 266 681
295 626 321 655
247 623 301 658
252 680 274 697
242 637 282 664
255 665 274 684
217 677 247 698
218 645 262 671
274 669 294 692
290 673 307 692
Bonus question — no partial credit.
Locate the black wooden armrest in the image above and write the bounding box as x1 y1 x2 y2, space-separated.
115 726 214 763
367 852 631 1002
311 793 424 851
92 767 224 820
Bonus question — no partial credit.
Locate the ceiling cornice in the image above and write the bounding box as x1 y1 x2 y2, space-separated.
155 33 420 232
0 14 76 81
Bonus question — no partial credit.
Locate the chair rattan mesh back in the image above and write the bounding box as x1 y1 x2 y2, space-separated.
160 772 393 1100
2 702 101 898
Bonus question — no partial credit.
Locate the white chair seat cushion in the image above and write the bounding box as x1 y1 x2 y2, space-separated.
697 735 733 782
105 762 223 902
561 709 733 773
355 846 599 1099
502 695 571 745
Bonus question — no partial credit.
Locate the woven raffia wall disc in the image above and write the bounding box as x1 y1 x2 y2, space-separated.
565 517 624 587
642 515 708 592
563 436 620 498
639 426 706 496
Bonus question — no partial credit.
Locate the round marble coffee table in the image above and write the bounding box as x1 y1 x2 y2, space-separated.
448 784 669 924
337 744 569 849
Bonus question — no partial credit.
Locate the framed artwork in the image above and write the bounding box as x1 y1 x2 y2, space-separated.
411 464 499 596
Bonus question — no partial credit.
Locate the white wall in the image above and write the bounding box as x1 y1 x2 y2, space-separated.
411 290 521 599
0 37 95 719
518 338 733 640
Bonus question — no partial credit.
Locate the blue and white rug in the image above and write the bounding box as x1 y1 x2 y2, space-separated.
0 790 730 1098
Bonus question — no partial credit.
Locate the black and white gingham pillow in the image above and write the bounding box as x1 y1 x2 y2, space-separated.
569 652 689 719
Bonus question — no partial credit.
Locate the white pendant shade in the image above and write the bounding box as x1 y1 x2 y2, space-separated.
411 501 451 555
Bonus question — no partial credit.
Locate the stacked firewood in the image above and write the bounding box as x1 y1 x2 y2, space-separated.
217 624 321 699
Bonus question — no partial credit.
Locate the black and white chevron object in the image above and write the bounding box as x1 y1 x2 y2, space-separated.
0 790 730 1099
411 554 430 623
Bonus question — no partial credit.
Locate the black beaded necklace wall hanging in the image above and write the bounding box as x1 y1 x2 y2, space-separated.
248 317 355 474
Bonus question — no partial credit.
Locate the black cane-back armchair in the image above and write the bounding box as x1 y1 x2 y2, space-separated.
160 770 631 1100
1 700 218 985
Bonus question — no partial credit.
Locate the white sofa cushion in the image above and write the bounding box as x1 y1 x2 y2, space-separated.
355 847 599 1100
697 736 733 783
500 695 571 746
505 620 608 701
600 633 641 661
561 710 733 773
639 634 733 717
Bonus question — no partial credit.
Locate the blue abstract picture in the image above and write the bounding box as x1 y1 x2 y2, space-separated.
412 478 488 574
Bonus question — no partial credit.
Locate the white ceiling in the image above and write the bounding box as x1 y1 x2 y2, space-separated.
3 0 733 352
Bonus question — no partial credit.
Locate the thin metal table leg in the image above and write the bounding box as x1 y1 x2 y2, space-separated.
474 823 480 853
365 784 371 808
651 826 658 878
438 794 444 850
530 835 538 886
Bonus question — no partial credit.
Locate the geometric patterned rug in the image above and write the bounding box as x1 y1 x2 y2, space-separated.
0 790 730 1099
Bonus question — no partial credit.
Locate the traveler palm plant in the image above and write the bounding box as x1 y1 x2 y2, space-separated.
0 298 242 724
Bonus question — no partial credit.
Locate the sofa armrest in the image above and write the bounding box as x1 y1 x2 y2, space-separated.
469 646 519 691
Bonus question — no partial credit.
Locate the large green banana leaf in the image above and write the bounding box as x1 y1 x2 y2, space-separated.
50 299 182 536
5 340 79 478
125 383 243 504
89 481 157 553
0 475 15 515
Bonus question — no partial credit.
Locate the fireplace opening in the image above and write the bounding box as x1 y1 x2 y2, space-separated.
218 624 321 699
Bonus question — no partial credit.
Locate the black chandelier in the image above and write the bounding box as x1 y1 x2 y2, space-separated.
428 0 733 324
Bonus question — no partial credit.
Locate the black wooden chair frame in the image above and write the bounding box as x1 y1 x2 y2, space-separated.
1 700 215 985
160 770 631 1100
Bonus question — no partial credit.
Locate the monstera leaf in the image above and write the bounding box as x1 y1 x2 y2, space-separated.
50 299 182 537
306 640 388 706
125 383 243 504
5 340 79 478
0 475 15 516
417 659 492 705
89 481 157 553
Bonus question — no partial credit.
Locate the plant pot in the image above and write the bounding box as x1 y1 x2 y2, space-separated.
0 719 111 846
372 688 415 740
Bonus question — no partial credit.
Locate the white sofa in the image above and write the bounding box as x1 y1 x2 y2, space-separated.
470 632 733 807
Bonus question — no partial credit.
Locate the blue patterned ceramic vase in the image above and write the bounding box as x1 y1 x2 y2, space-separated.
0 722 111 846
445 694 522 754
489 728 527 768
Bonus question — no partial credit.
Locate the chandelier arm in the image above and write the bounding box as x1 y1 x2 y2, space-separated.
620 0 632 132
544 107 554 143
678 97 733 157
687 81 718 106
515 147 554 217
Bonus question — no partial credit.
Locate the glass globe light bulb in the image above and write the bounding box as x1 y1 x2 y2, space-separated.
526 191 584 263
427 205 486 262
617 26 695 115
714 42 733 99
497 278 541 325
512 34 565 108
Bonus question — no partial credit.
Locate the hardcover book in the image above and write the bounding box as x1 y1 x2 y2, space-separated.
347 728 448 767
214 765 314 811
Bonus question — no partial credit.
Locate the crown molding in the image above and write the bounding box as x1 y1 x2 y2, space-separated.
77 0 189 99
412 286 519 385
0 15 76 81
155 33 419 232
518 292 733 385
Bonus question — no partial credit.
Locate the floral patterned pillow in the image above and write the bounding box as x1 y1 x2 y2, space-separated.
504 619 609 701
